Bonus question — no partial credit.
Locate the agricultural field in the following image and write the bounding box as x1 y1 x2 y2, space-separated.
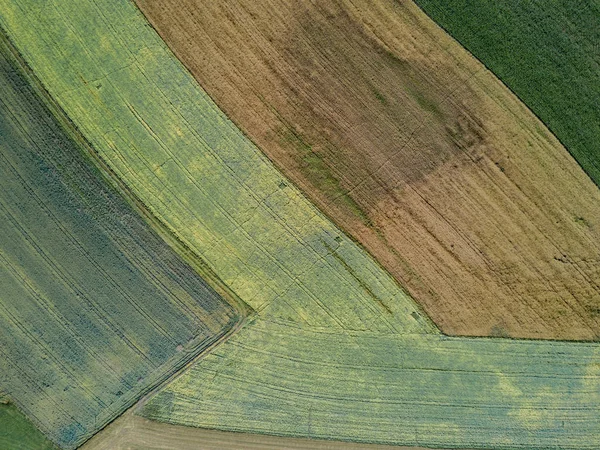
0 0 434 336
0 403 57 450
134 0 600 340
0 31 240 448
413 0 600 187
1 0 599 449
141 318 600 449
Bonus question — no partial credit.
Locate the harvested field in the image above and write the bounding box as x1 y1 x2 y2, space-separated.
0 404 57 450
414 0 600 187
142 318 600 449
82 410 441 450
135 0 600 340
0 32 240 448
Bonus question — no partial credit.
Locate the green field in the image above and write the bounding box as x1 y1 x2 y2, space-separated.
143 318 600 449
413 0 600 186
1 0 599 448
0 33 239 449
0 404 57 450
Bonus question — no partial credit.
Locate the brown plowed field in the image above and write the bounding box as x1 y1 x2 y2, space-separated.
135 0 600 339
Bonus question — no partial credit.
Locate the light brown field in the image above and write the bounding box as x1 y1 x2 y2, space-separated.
82 412 453 450
135 0 600 339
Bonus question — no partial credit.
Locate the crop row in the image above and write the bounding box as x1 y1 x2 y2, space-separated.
0 0 435 335
2 0 599 448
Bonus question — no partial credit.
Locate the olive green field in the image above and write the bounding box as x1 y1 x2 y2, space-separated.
0 404 56 450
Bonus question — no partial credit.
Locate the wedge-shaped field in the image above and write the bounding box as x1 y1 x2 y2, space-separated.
142 319 600 449
0 34 240 449
0 0 434 335
134 0 600 340
414 0 600 187
0 403 56 450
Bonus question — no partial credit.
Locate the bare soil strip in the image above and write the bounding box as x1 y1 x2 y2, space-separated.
135 0 600 339
82 411 450 450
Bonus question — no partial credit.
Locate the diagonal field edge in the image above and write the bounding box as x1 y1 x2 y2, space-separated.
0 30 242 449
0 0 598 448
0 0 436 335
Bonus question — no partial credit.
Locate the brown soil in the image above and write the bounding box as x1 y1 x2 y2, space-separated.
134 0 600 339
82 412 452 450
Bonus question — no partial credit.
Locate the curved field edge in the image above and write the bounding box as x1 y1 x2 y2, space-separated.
141 318 600 450
0 0 436 335
0 0 596 448
413 0 600 187
82 410 451 450
0 29 243 449
133 0 600 340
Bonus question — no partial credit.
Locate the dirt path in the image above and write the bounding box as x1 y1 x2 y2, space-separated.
134 0 600 340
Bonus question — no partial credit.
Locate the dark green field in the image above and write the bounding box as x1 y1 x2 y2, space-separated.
0 34 240 449
414 0 600 186
0 404 56 450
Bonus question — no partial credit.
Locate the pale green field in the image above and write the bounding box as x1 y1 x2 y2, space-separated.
1 0 599 449
143 318 600 449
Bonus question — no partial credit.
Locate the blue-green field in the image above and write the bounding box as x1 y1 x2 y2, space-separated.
0 33 240 449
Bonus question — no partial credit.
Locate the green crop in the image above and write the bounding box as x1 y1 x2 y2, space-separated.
0 404 57 450
414 0 600 187
0 0 433 335
0 33 239 449
143 318 600 449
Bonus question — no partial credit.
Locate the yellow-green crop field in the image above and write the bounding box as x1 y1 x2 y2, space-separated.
143 318 600 449
0 31 239 449
0 0 599 449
